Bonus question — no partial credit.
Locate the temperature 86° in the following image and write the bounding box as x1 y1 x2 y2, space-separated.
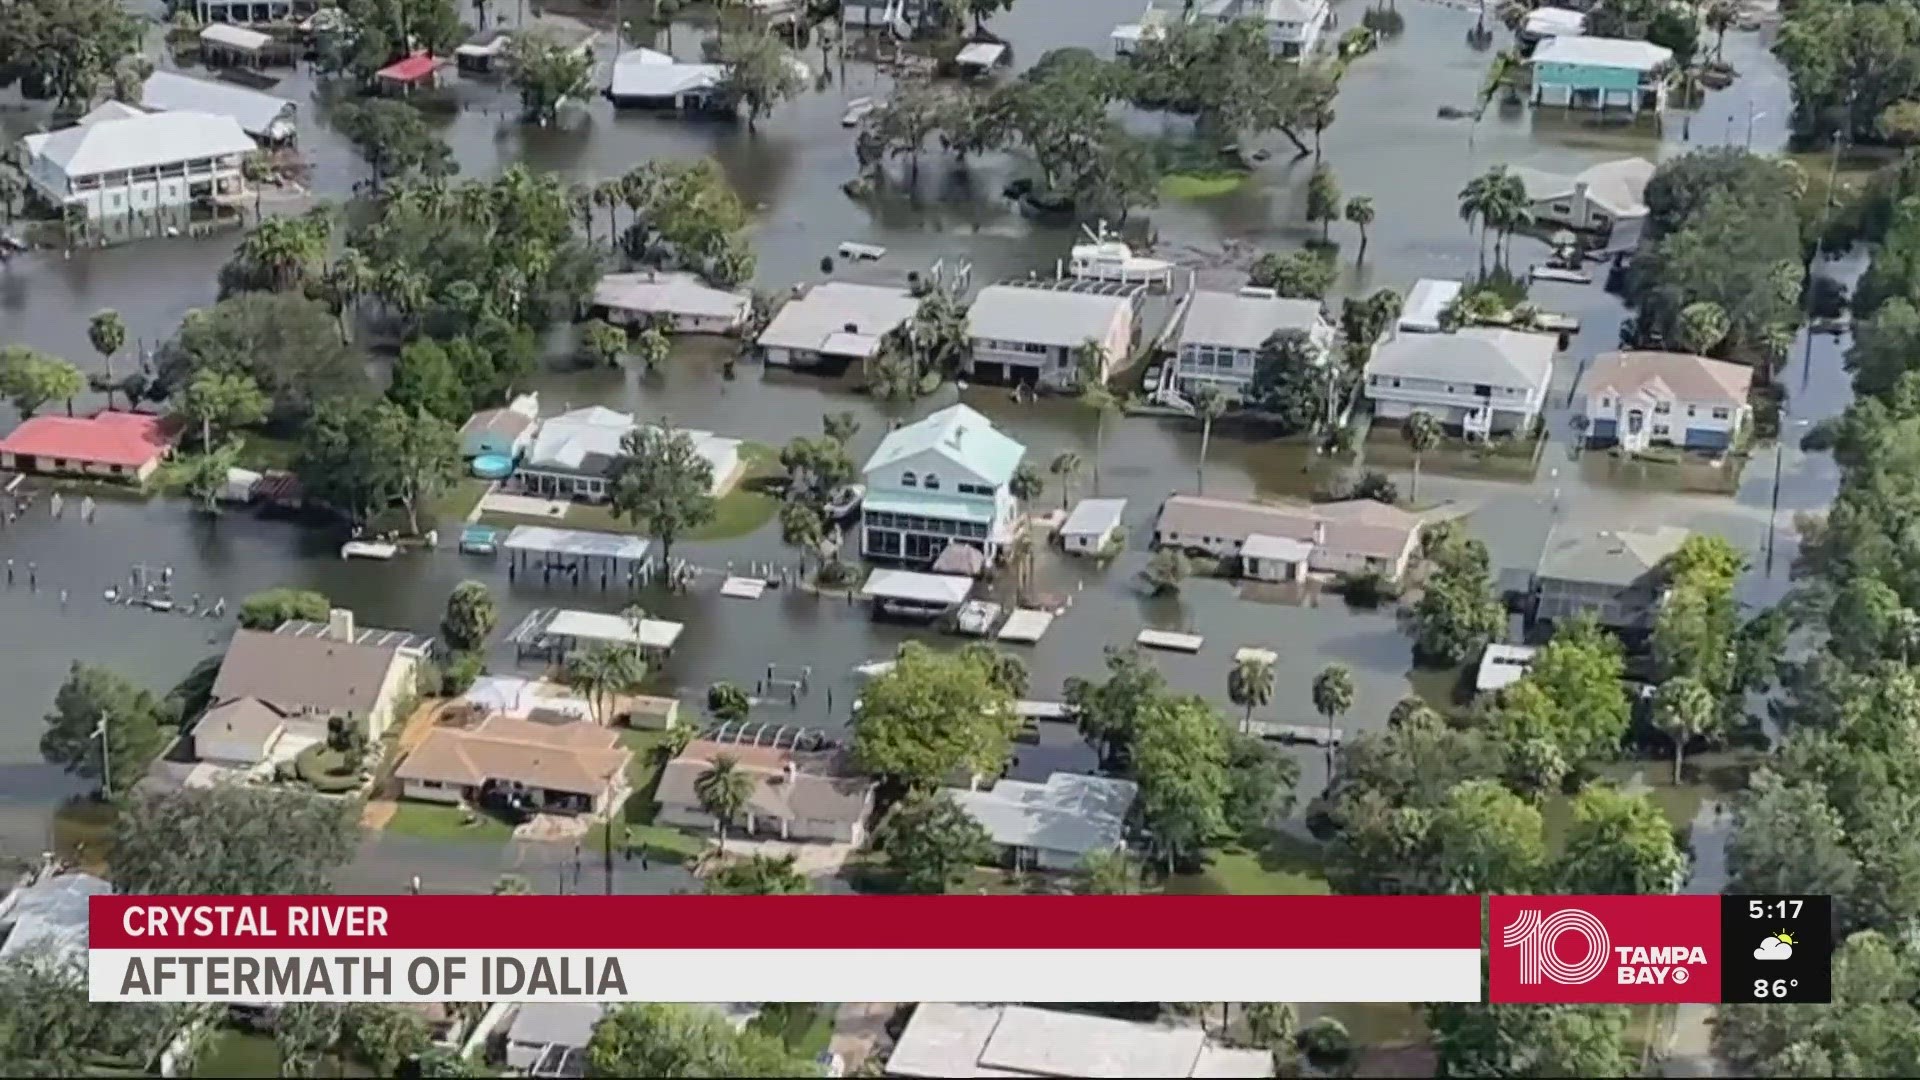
1754 978 1800 999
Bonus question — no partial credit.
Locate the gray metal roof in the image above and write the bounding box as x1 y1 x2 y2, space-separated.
1060 497 1127 537
0 872 111 965
1365 327 1556 392
142 70 295 139
509 1002 607 1051
949 772 1137 857
757 282 920 354
967 284 1133 350
1178 290 1326 352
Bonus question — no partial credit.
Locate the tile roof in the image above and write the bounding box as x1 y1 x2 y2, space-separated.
966 284 1133 350
1178 290 1326 352
395 714 630 796
0 412 176 468
656 740 875 827
210 628 408 718
862 404 1026 487
1582 350 1753 408
1365 327 1557 393
22 110 255 179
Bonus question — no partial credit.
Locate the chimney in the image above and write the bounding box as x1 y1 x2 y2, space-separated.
326 608 355 643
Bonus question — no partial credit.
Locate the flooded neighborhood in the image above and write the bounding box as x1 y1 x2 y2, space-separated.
0 0 1910 1073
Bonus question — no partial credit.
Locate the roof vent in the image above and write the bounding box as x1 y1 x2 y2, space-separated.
843 322 859 334
1237 286 1279 299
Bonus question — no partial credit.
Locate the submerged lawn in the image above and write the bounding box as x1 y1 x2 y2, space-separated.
1160 172 1249 199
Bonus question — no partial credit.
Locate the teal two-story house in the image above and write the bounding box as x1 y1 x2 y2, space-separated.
860 404 1027 566
1529 36 1673 115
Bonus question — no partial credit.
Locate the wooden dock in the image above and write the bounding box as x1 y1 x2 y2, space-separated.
1245 721 1344 746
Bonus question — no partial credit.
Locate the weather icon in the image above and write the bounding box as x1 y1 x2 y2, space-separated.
1754 932 1796 961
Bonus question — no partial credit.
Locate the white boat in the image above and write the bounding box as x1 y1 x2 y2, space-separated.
1530 266 1594 285
1066 222 1174 290
145 597 175 613
841 97 875 127
825 483 866 520
853 658 898 679
341 540 400 561
837 241 886 261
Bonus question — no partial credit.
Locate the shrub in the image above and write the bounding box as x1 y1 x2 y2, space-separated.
1334 570 1399 607
295 744 360 794
707 681 751 721
443 651 485 695
1351 470 1400 504
237 588 329 630
1297 1016 1353 1069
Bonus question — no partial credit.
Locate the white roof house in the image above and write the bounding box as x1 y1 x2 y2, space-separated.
1398 279 1464 334
1531 36 1673 72
1060 498 1127 540
142 70 297 142
1513 157 1655 223
863 404 1028 489
859 569 975 607
887 1003 1273 1078
522 407 741 495
609 48 724 101
541 608 686 652
1366 328 1556 395
0 872 112 967
593 271 752 328
1522 6 1587 39
22 110 255 182
950 772 1138 863
77 101 148 125
200 23 274 53
1179 288 1328 353
759 282 921 363
967 284 1135 351
1476 644 1539 694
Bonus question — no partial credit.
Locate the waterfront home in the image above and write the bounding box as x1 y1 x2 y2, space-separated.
0 870 111 968
196 0 305 24
193 697 304 770
199 23 275 68
1476 644 1539 695
1529 37 1673 114
1363 328 1557 438
1194 0 1332 59
455 29 513 73
964 280 1140 390
1174 286 1333 401
0 411 178 483
458 392 540 460
395 714 633 816
1512 156 1653 234
655 740 877 844
1397 278 1464 334
607 48 725 110
757 281 921 369
949 772 1138 871
1519 6 1586 50
1059 497 1127 554
1577 350 1753 453
860 403 1026 563
141 71 297 144
888 1004 1274 1078
1152 495 1424 582
514 406 742 501
842 0 942 36
375 53 446 94
207 609 431 744
1528 525 1689 633
18 110 253 233
592 271 752 334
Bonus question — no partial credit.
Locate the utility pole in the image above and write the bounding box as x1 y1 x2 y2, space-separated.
95 719 111 801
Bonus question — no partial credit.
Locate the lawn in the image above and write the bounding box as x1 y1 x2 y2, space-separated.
479 442 781 541
234 433 300 472
382 800 515 843
587 726 709 864
433 478 491 526
1167 830 1333 896
1365 427 1543 484
747 1003 835 1060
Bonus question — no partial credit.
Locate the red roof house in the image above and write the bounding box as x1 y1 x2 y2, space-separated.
0 412 178 483
375 53 443 91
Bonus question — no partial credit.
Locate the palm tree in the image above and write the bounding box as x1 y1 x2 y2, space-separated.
1344 195 1375 264
1190 382 1227 495
1009 532 1037 599
1311 664 1354 782
1653 676 1716 784
1049 451 1085 510
87 309 126 410
1227 653 1275 735
564 645 644 726
694 755 754 854
569 181 595 246
1457 165 1525 270
1009 463 1045 514
1403 411 1442 504
780 500 826 572
1075 340 1120 496
326 248 374 343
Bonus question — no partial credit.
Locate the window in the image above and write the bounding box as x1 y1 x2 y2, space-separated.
1712 406 1731 419
1653 401 1671 414
1474 384 1492 397
901 471 917 488
1686 405 1697 417
1551 202 1573 214
923 474 941 490
1653 423 1670 436
1601 396 1612 408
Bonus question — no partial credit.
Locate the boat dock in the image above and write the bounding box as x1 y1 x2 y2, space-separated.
1137 628 1204 653
1245 721 1345 746
997 608 1056 644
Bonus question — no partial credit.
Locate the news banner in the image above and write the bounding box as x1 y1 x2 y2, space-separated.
87 894 1833 1005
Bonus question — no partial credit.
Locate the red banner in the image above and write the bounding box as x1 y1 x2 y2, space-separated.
1489 895 1721 1003
92 895 1484 951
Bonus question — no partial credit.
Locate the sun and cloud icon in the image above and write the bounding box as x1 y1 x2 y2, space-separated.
1754 931 1797 961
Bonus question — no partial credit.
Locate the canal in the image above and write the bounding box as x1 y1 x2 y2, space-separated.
0 3 1839 886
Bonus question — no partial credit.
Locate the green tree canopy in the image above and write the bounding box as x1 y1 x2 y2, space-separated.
852 642 1019 789
161 294 371 420
41 662 173 798
440 580 498 653
586 1003 817 1077
607 423 717 564
874 788 994 893
1554 784 1684 895
113 786 356 894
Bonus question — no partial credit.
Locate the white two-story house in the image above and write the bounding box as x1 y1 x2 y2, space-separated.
1576 350 1754 453
860 404 1027 564
1363 327 1557 439
19 110 254 240
1195 0 1331 58
1174 286 1333 401
965 282 1140 390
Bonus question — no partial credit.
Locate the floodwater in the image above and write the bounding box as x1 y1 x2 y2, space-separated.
0 3 1838 887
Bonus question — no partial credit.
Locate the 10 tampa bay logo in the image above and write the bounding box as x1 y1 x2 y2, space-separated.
1489 896 1722 1004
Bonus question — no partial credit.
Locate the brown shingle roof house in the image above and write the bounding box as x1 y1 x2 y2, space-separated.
395 714 632 817
207 610 426 742
655 740 877 845
1152 495 1424 582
